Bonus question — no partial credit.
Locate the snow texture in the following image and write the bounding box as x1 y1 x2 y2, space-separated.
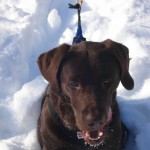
0 0 150 149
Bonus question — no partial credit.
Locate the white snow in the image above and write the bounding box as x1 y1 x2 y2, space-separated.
0 0 150 150
47 9 61 29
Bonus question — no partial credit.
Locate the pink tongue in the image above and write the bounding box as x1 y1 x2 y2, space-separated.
106 107 112 123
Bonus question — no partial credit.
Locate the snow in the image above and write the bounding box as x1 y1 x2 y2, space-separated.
0 76 47 139
0 0 150 149
47 9 61 29
118 98 150 150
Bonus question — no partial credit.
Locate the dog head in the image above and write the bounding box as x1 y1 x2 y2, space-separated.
37 39 134 145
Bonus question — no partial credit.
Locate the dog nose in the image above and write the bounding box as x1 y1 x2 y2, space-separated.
86 113 104 128
87 120 99 128
85 107 104 128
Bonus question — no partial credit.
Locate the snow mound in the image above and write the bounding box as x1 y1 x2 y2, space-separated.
47 9 61 29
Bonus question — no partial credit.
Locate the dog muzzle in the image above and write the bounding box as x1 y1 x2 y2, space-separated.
77 107 112 147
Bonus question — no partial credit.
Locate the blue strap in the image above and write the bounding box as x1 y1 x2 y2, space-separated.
69 3 86 44
73 25 86 44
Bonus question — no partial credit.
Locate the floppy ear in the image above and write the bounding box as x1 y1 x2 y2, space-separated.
103 39 134 90
37 44 71 93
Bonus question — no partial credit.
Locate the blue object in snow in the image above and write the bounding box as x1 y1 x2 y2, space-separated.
73 25 86 44
69 2 86 44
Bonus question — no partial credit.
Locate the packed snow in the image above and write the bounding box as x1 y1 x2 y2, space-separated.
0 0 150 150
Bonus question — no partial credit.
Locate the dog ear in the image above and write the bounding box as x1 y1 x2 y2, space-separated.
103 39 134 90
37 44 71 93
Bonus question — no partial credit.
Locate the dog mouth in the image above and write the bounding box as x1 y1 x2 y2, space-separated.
78 107 112 147
82 127 107 147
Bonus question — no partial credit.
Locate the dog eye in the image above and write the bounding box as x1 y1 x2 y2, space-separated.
70 81 78 87
103 79 112 87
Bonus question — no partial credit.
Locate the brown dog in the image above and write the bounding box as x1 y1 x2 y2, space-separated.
37 39 134 150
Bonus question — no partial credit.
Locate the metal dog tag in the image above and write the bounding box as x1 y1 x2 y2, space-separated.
77 131 83 139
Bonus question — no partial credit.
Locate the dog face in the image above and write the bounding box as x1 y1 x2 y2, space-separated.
37 39 134 146
60 49 120 130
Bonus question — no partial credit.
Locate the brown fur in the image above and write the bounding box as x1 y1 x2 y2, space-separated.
37 39 134 150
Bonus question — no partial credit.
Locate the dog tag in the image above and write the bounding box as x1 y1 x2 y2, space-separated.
77 131 83 139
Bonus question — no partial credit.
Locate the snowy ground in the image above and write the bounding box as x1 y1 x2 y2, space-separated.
0 0 150 150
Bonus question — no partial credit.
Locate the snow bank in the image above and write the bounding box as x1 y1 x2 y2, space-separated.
0 76 47 139
0 129 40 150
118 98 150 150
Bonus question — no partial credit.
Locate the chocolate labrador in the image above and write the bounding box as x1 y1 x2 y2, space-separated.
37 39 134 150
